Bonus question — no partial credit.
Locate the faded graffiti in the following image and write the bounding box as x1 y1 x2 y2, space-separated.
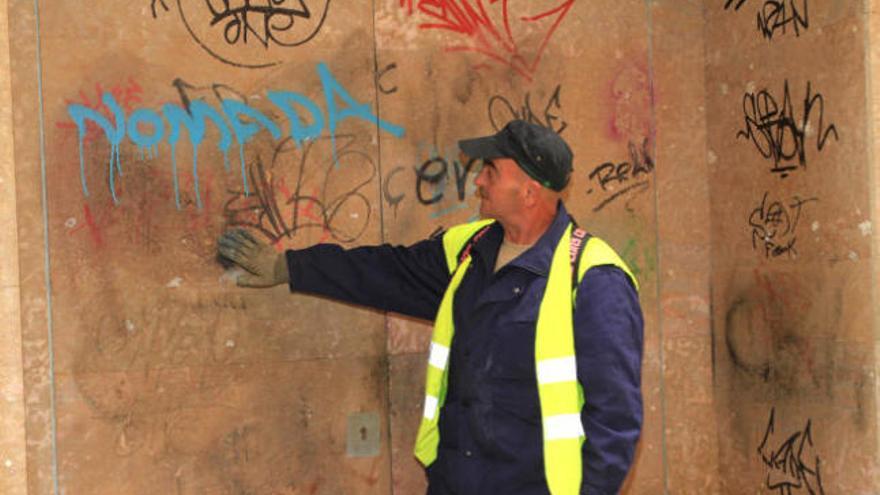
608 62 653 144
620 237 656 280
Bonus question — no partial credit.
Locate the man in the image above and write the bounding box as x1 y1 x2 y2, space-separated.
218 120 644 494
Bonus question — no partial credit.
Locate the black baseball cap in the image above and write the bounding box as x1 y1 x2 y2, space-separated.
458 120 573 191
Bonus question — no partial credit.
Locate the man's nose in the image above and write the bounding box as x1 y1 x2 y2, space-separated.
474 167 487 186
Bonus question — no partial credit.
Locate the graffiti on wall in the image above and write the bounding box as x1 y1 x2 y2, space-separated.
757 407 826 494
487 84 567 134
735 79 835 260
65 62 404 209
415 154 479 209
377 143 482 222
737 80 838 179
586 138 654 213
376 62 399 95
223 134 376 245
396 0 574 81
724 0 809 41
152 0 332 69
748 192 817 259
56 77 145 145
607 62 653 148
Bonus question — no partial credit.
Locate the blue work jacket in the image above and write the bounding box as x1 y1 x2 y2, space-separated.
285 203 644 494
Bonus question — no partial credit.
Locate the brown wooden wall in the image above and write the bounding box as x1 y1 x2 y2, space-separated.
1 1 878 494
706 0 878 493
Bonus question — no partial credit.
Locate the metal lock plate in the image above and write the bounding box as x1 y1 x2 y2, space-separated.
346 411 380 457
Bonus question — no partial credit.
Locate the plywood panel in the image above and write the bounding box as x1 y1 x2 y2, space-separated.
12 1 396 494
55 357 389 495
650 1 718 492
705 1 878 493
5 1 681 493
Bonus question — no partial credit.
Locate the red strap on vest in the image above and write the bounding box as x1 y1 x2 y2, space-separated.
569 227 589 287
457 224 590 281
457 225 492 265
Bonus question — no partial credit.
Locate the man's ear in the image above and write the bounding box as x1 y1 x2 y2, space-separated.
523 180 540 207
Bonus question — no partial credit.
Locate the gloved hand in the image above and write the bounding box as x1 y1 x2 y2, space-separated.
217 229 290 288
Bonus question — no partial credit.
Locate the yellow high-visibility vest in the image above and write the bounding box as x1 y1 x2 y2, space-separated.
414 219 638 495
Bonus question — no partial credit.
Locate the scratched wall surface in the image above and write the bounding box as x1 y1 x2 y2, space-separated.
4 1 668 494
706 1 878 494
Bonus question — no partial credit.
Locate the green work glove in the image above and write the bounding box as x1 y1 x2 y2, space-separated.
217 229 290 288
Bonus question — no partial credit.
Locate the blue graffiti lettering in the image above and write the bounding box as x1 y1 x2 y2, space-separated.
127 109 164 150
68 93 126 202
266 90 325 147
162 101 233 209
221 98 282 196
317 62 405 164
67 62 405 208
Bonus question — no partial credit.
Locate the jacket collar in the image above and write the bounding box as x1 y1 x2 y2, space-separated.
476 201 572 277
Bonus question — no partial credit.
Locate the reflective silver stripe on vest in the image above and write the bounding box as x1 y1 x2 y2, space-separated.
536 356 578 385
428 342 450 370
543 413 585 440
423 395 439 420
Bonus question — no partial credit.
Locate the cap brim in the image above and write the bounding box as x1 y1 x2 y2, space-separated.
458 136 507 159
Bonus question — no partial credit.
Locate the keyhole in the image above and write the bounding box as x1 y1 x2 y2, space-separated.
360 426 368 441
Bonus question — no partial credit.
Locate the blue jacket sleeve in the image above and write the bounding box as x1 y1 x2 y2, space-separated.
574 266 644 494
285 237 451 320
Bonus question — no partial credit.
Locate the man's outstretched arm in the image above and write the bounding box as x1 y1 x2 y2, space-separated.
217 230 451 320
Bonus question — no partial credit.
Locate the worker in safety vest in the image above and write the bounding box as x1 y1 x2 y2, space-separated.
218 120 644 495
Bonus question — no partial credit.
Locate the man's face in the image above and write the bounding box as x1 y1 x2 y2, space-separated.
473 157 529 220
